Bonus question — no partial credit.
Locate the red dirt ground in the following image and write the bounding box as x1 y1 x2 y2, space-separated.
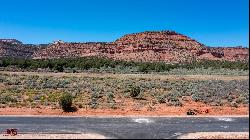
0 100 248 116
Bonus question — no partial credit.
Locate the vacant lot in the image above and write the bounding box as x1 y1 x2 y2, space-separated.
0 71 249 116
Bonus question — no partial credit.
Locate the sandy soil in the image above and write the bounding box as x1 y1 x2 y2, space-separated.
0 100 248 116
178 132 249 139
1 71 248 81
0 133 106 139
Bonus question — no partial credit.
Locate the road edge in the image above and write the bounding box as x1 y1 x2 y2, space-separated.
0 115 249 118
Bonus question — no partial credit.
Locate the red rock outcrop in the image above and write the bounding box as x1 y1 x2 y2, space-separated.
32 31 249 63
1 31 249 63
0 39 38 58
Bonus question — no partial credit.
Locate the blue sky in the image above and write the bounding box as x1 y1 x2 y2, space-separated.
0 0 249 47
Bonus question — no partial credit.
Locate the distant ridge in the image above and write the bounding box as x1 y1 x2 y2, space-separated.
0 31 249 62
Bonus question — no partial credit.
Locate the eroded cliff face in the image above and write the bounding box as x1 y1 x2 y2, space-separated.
1 31 248 63
106 31 205 63
223 47 249 61
114 31 204 50
31 32 204 62
0 39 38 58
196 47 249 62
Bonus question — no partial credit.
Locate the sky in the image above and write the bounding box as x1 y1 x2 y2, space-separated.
0 0 249 47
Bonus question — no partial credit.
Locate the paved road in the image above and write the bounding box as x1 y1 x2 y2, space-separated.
0 116 248 139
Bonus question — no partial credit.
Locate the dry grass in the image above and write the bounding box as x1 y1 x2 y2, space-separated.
0 71 248 81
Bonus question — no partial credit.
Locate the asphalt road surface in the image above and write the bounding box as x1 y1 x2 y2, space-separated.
0 116 248 139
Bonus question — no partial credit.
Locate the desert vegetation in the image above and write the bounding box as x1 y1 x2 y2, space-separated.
0 57 248 75
59 93 75 112
0 72 248 111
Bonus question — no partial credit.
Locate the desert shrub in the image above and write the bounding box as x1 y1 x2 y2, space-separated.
57 79 70 88
59 93 73 112
90 98 98 109
227 95 235 102
107 92 114 103
6 78 21 85
47 92 61 102
235 96 247 104
211 100 223 106
163 67 249 76
89 91 101 109
55 64 64 72
106 92 117 109
230 101 239 108
0 95 18 104
164 90 183 106
77 104 83 108
108 102 117 109
157 95 166 103
138 63 150 73
130 85 141 98
188 80 249 106
191 93 201 102
91 90 102 99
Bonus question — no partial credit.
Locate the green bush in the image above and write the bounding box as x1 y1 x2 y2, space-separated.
0 57 247 73
130 86 141 98
0 96 18 104
55 64 64 72
107 92 114 103
59 93 73 112
157 95 166 103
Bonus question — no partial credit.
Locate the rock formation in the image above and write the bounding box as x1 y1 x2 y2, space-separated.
1 31 249 63
0 39 39 58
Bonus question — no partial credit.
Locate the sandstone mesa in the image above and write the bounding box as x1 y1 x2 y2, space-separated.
0 31 248 63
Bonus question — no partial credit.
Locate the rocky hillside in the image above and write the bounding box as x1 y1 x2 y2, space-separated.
1 31 249 63
32 42 114 59
33 31 208 62
32 31 249 63
197 47 249 62
0 39 39 58
108 31 205 62
114 31 204 50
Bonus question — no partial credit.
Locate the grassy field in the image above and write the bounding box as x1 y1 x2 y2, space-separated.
0 71 248 112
